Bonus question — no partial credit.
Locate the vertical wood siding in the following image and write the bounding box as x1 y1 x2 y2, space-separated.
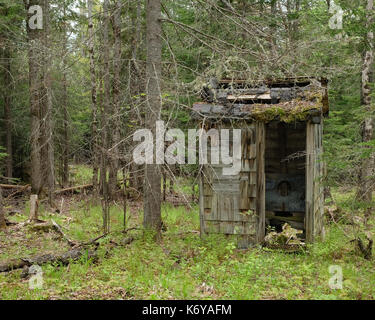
199 122 265 247
306 121 325 242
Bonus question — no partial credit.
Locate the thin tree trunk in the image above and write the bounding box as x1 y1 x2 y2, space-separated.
88 0 98 193
43 0 55 205
108 0 122 199
2 45 13 179
123 167 127 230
130 0 143 194
61 3 69 188
103 0 111 191
26 0 43 195
101 0 111 232
357 0 374 220
144 0 162 235
62 69 69 187
163 168 166 202
0 187 5 229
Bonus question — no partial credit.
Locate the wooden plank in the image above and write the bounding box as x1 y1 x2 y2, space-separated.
248 184 257 198
249 172 257 185
204 221 220 233
256 122 266 244
212 181 240 194
218 196 235 222
199 173 206 238
202 220 256 235
204 196 212 209
239 180 249 210
265 212 304 223
249 197 256 210
313 122 325 240
249 144 257 159
227 94 271 101
203 183 212 196
305 122 315 243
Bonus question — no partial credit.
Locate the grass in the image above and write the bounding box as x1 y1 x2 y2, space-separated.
1 190 374 300
69 164 93 186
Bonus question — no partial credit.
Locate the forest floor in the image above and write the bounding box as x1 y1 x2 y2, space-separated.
0 166 374 300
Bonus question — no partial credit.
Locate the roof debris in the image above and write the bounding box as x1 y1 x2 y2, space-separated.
193 77 329 123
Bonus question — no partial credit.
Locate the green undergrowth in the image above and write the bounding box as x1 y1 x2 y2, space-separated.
0 190 374 300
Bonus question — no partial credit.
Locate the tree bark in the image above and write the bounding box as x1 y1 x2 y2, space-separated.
26 0 43 195
130 0 144 194
101 0 111 232
108 0 122 199
357 0 374 220
0 187 6 229
144 0 162 235
2 44 13 179
43 0 55 205
88 0 99 193
61 3 69 188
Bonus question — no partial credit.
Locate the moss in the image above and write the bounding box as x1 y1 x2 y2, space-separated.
248 91 324 123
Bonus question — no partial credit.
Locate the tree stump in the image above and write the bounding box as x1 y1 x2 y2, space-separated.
29 195 39 222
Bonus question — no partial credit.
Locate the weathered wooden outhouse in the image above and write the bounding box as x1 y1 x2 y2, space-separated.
193 77 328 248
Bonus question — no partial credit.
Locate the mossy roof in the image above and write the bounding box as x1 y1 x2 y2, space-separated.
192 79 329 123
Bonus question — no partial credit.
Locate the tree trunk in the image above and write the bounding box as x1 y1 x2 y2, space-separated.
88 0 99 193
163 168 166 202
43 0 55 205
61 3 69 188
62 69 69 188
357 0 374 220
0 187 5 229
26 0 43 195
108 0 122 199
130 0 143 194
144 0 162 235
2 44 13 179
101 0 111 232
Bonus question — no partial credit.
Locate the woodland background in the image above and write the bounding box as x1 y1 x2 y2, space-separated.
0 0 375 300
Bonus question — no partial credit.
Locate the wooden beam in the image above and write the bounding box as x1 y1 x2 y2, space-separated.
256 122 266 244
227 93 271 101
306 122 315 243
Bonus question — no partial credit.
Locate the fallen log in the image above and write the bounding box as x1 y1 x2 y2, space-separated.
0 184 29 190
54 184 93 195
0 247 98 273
0 184 94 198
5 184 30 200
5 218 18 226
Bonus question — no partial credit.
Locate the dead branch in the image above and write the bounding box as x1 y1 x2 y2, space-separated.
0 184 29 190
0 247 98 273
51 219 78 247
5 184 30 200
54 184 93 195
354 236 373 260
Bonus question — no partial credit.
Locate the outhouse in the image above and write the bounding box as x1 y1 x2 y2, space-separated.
193 77 328 248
